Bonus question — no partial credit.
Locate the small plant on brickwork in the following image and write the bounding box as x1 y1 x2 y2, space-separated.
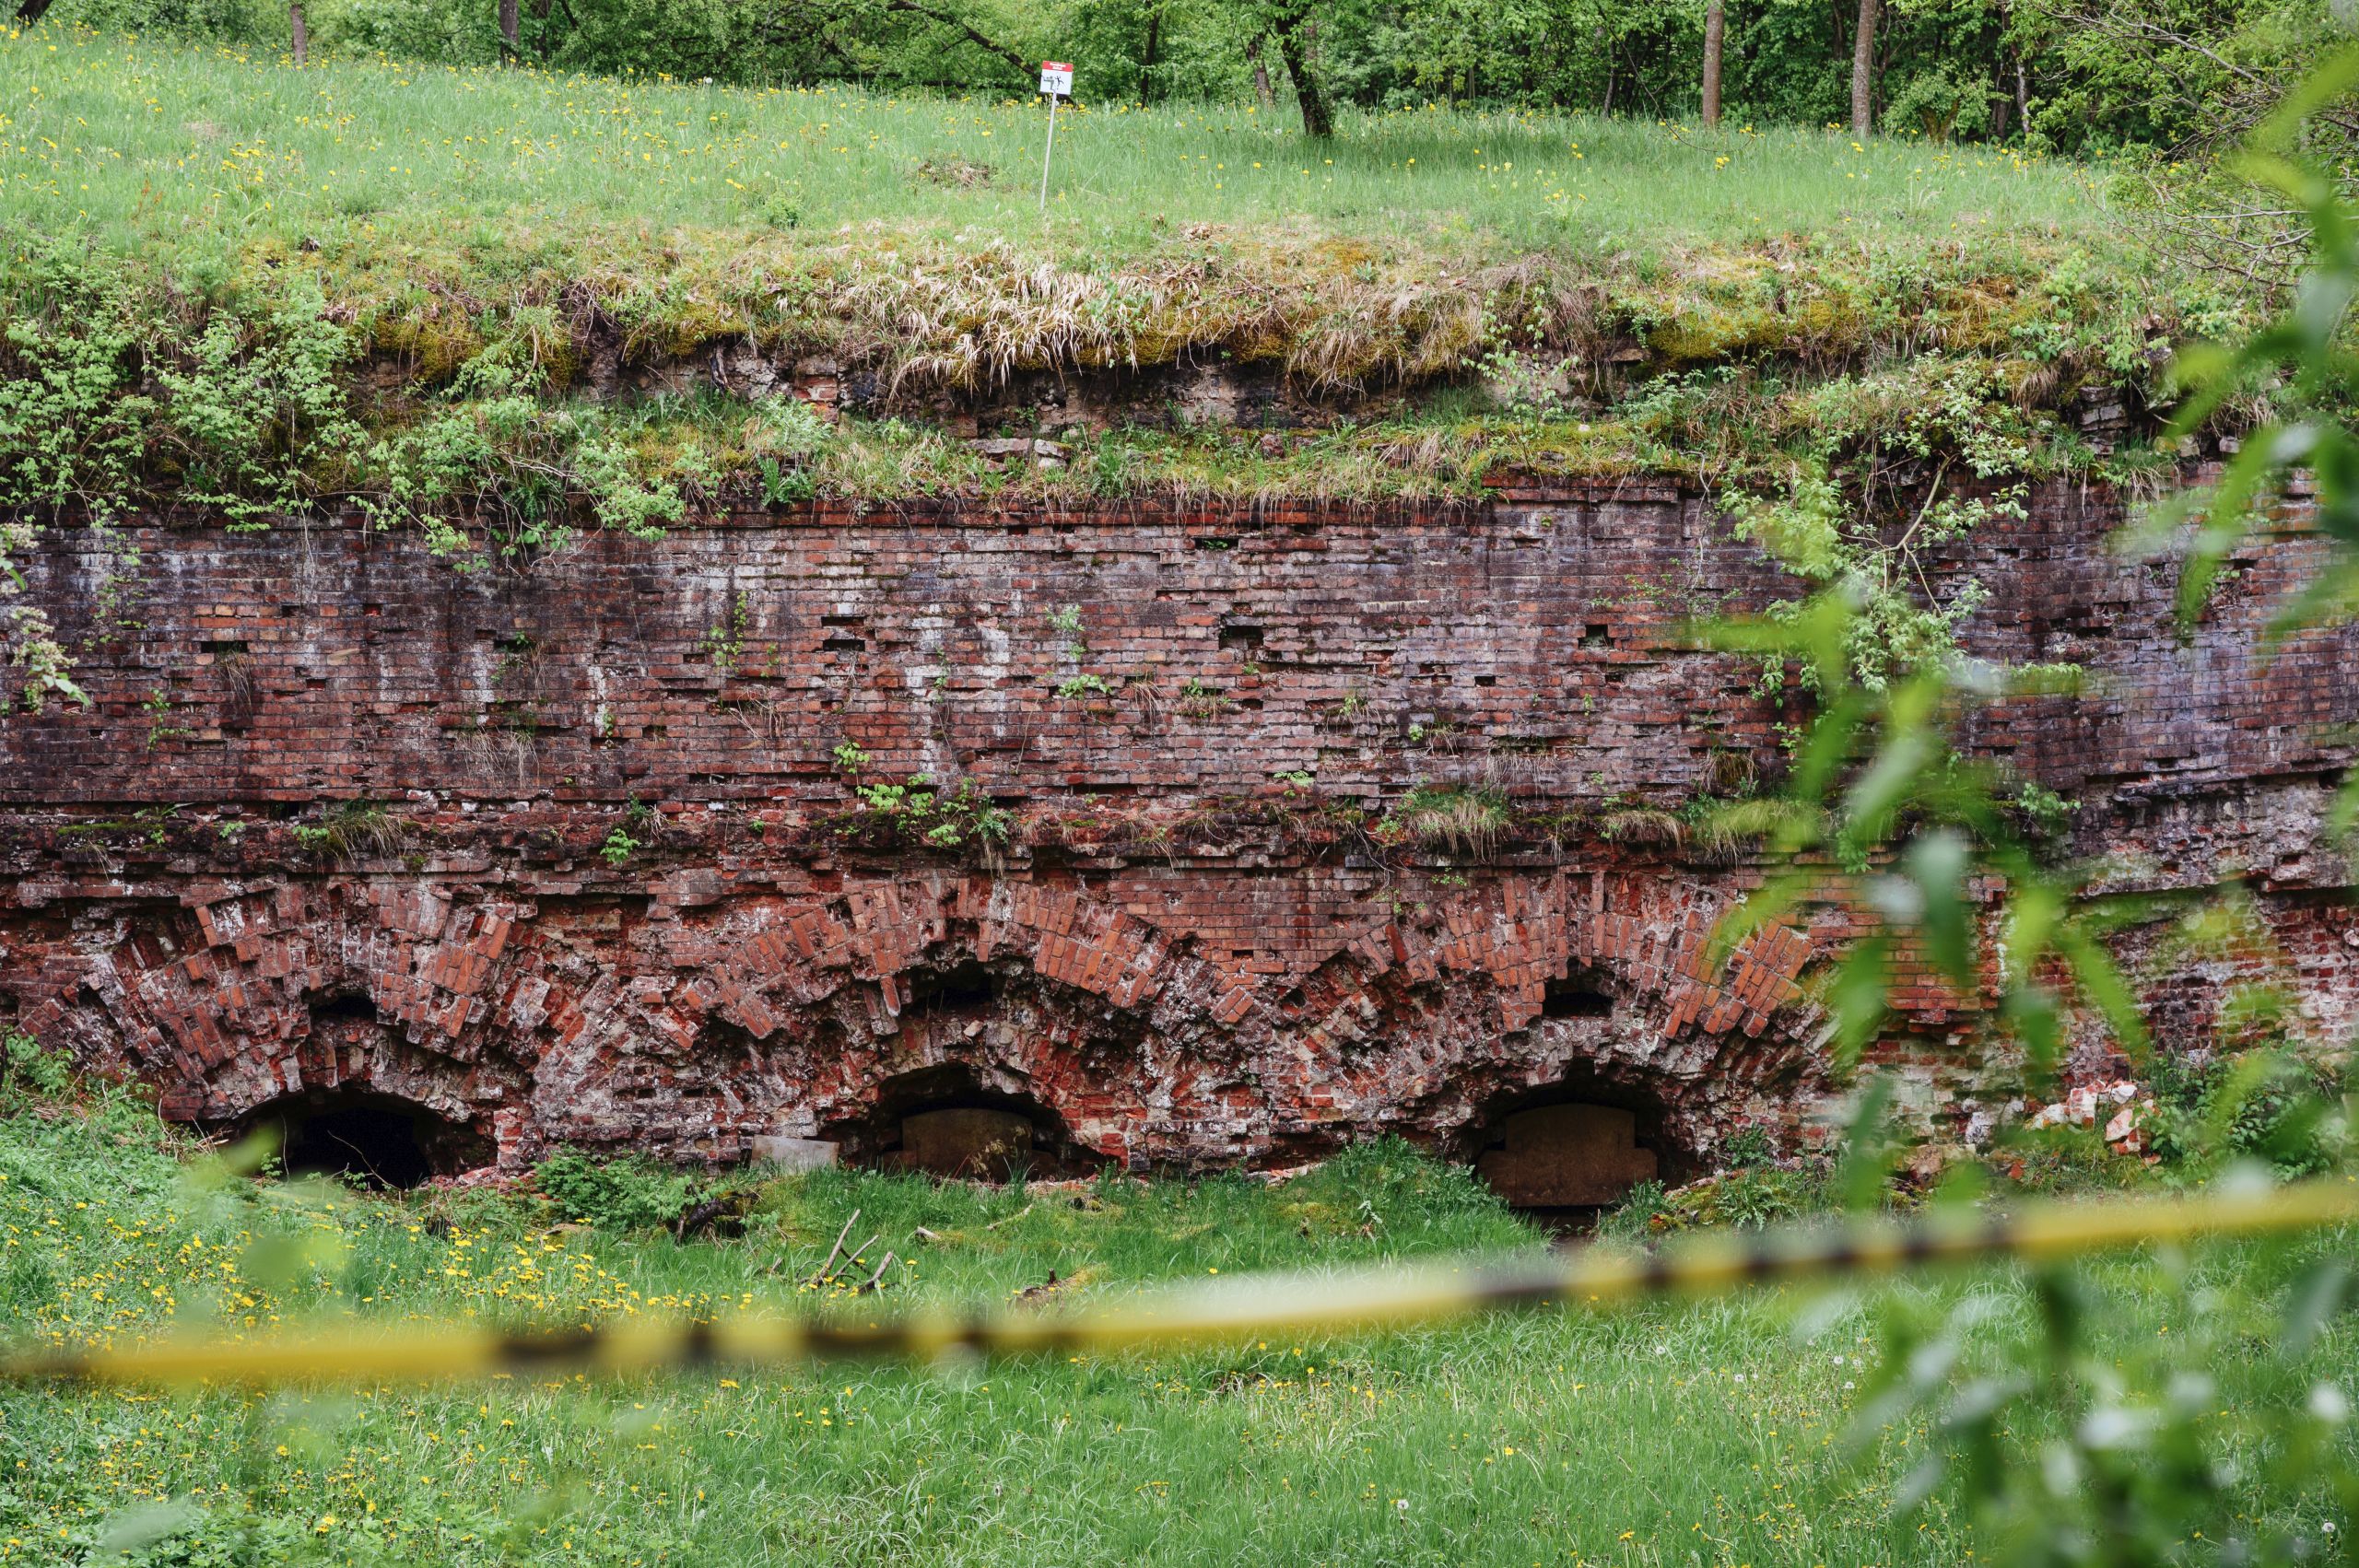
1054 673 1111 700
1 1030 73 1104
757 457 815 506
749 396 830 508
1045 603 1087 660
1705 356 2049 694
831 741 871 776
700 594 749 674
848 773 1011 850
294 801 406 863
1177 676 1230 719
132 804 176 848
140 687 192 750
600 798 652 868
1386 783 1510 859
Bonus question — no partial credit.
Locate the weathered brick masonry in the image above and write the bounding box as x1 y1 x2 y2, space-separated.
4 479 2353 1181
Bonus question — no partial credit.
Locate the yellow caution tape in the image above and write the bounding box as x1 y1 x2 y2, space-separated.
6 1181 2353 1387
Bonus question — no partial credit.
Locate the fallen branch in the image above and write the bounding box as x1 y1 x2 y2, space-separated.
799 1209 860 1287
857 1250 897 1294
984 1202 1035 1232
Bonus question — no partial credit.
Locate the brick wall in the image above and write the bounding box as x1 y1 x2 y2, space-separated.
4 478 2352 1173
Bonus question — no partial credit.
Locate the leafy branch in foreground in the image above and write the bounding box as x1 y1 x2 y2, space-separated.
1708 54 2359 1566
2143 47 2359 837
1700 584 2141 1086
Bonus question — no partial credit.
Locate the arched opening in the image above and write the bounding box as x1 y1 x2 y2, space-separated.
1463 1070 1674 1227
234 1086 492 1189
824 1063 1097 1182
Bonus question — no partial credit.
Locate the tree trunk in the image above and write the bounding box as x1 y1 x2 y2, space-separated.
1271 10 1333 138
1701 0 1725 127
1848 0 1877 135
1246 35 1276 113
499 0 519 54
1140 5 1162 103
15 0 55 22
288 0 308 64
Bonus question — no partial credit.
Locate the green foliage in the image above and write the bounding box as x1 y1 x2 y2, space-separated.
845 773 1015 849
290 801 405 863
0 1031 75 1103
2148 1046 2350 1179
2139 46 2359 837
24 0 2341 169
1385 782 1511 856
1695 57 2359 1566
599 797 652 867
598 824 640 868
1721 356 2041 692
1853 1238 2359 1568
532 1147 699 1231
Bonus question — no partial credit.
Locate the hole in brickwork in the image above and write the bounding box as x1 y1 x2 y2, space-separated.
1219 624 1264 653
311 990 377 1024
237 1087 491 1190
905 959 996 1012
1541 981 1613 1020
825 1064 1095 1182
1464 1068 1672 1225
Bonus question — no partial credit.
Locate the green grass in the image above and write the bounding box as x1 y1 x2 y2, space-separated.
3 23 2111 261
3 1090 2354 1566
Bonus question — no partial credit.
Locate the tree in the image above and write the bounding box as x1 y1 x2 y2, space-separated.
1246 33 1277 111
1850 0 1879 134
289 0 309 64
1702 0 1725 127
499 0 520 56
1266 4 1333 138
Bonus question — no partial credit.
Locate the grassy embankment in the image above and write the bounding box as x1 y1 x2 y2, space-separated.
0 25 2236 548
2 1082 2353 1567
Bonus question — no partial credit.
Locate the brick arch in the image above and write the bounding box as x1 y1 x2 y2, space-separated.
1316 871 1819 1043
37 883 535 1133
1256 871 1830 1160
543 875 1244 1166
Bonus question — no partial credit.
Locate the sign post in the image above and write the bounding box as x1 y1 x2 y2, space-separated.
1038 61 1072 216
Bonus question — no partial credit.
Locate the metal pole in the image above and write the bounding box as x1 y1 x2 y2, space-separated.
1039 90 1058 217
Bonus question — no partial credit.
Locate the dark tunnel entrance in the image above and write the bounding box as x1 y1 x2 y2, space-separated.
824 1064 1098 1182
238 1087 492 1189
1463 1071 1672 1229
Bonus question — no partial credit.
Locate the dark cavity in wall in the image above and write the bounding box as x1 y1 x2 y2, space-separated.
1463 1064 1671 1227
825 1062 1096 1181
230 1086 492 1189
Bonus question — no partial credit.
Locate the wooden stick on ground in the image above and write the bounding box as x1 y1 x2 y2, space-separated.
857 1250 897 1294
800 1210 860 1288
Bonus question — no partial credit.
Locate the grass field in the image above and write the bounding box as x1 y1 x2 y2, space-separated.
0 25 2234 574
1 23 2111 263
3 1089 2353 1567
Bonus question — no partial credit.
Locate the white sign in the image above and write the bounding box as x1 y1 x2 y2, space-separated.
1039 62 1073 98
